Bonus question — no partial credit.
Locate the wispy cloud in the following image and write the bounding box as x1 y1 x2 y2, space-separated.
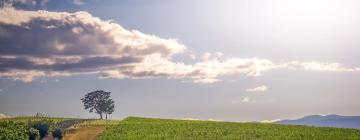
0 0 49 10
246 85 268 92
241 97 257 103
287 61 360 72
232 97 257 104
242 97 257 103
72 0 85 5
1 7 360 84
242 97 251 102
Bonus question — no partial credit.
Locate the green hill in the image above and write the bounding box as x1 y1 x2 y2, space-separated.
99 117 360 140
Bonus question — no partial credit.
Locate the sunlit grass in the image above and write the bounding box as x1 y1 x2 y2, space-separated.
77 119 121 126
0 116 79 123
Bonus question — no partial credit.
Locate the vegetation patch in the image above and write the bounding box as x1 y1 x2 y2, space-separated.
100 117 360 140
0 121 31 140
0 116 84 140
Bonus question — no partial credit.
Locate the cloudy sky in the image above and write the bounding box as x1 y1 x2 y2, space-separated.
0 0 360 121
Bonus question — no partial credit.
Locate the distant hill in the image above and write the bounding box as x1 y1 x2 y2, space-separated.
276 114 360 129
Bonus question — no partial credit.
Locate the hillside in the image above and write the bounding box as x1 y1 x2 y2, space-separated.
2 116 360 140
0 116 119 140
99 117 360 140
277 114 360 129
0 116 87 140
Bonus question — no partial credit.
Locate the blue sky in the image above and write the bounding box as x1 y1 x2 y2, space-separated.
0 0 360 121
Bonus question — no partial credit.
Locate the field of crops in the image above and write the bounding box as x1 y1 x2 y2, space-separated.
0 116 85 140
99 117 360 140
2 116 360 140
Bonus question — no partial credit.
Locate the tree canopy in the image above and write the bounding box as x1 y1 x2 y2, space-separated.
81 90 115 119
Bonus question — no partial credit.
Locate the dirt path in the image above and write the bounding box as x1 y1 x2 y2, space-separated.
63 126 106 140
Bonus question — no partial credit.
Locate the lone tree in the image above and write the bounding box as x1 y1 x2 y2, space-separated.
81 90 115 120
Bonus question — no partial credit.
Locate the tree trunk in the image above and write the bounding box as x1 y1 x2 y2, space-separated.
99 113 103 119
106 113 108 120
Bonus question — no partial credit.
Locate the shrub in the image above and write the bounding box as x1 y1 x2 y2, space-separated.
29 120 53 138
52 128 63 139
0 121 28 140
27 127 40 140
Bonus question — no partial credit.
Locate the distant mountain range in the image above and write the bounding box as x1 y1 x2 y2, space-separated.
276 114 360 129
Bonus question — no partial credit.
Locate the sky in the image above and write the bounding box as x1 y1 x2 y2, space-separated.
0 0 360 122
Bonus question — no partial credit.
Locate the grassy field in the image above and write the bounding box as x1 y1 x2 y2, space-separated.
2 116 360 140
1 116 79 123
99 117 360 140
0 116 86 140
0 116 120 140
77 119 121 126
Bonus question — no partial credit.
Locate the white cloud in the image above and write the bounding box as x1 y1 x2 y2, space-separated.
0 7 188 82
189 54 197 60
0 89 3 92
246 85 268 92
0 6 280 83
288 61 360 72
1 7 360 84
232 97 257 104
201 52 224 61
260 119 281 123
242 97 250 102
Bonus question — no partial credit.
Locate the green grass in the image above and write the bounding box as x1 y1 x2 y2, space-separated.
0 116 87 140
0 121 30 140
100 117 360 140
77 119 121 126
0 116 79 123
3 116 360 140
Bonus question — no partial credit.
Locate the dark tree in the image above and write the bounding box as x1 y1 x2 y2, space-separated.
104 98 115 120
81 90 115 119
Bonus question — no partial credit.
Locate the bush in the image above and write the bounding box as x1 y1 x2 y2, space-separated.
1 118 83 140
29 120 53 138
52 128 63 139
27 127 40 140
0 121 28 140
